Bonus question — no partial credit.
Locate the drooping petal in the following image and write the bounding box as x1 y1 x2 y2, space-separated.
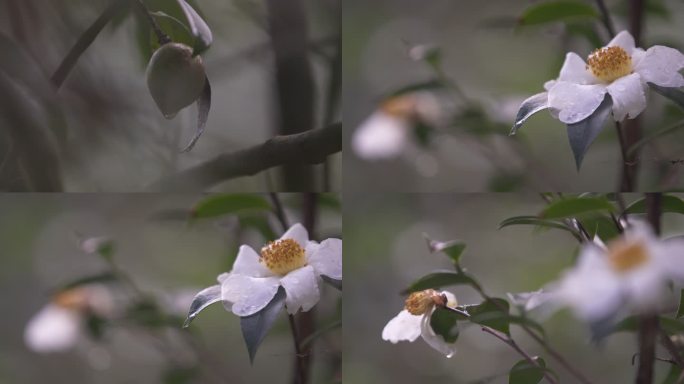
232 245 272 278
351 111 411 160
280 265 320 314
183 284 222 327
653 238 684 282
606 73 647 121
607 30 636 54
420 311 456 357
381 309 423 343
220 274 280 317
441 291 458 308
280 223 309 249
558 52 595 84
307 238 342 280
548 81 607 124
634 46 684 88
24 304 82 352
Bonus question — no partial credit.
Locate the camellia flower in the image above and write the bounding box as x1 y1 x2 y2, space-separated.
382 289 458 357
352 92 441 160
554 222 684 324
544 30 684 124
25 285 113 353
190 223 341 319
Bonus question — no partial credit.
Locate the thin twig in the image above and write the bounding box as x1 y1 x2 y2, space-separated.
131 0 171 45
593 0 616 37
615 122 635 192
269 193 289 232
288 314 306 384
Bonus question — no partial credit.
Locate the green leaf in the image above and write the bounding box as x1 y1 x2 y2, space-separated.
191 194 271 218
85 314 108 340
581 215 620 241
240 287 286 364
57 272 118 292
389 79 444 98
677 289 684 319
650 83 684 110
149 12 194 51
518 1 598 26
509 357 547 384
183 285 222 328
625 195 684 215
566 94 612 170
423 234 466 264
464 298 511 335
180 75 210 152
540 196 615 219
663 364 683 384
499 215 573 232
401 271 476 295
430 307 460 343
239 215 277 240
163 366 199 384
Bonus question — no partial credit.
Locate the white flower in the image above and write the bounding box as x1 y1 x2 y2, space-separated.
217 223 342 316
352 92 441 160
25 285 113 353
382 289 458 358
555 222 684 323
544 30 684 123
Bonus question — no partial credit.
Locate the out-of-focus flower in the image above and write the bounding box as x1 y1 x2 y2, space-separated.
197 223 341 317
382 289 458 357
352 92 441 160
554 222 684 324
25 285 113 353
543 30 684 123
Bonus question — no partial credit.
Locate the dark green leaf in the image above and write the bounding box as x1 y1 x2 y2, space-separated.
239 215 277 240
518 1 598 26
317 194 342 212
180 75 210 152
464 298 511 335
625 195 684 215
401 271 476 295
509 357 547 384
510 92 548 135
650 83 684 110
163 366 199 384
321 275 342 291
240 287 286 364
57 272 118 292
430 307 460 343
183 285 222 328
85 314 108 340
149 11 194 51
566 94 612 169
499 215 573 232
177 0 212 54
540 196 615 219
191 194 271 218
581 215 620 241
389 79 444 98
128 300 169 328
412 122 433 147
663 364 683 384
677 290 684 319
487 173 525 192
423 234 466 264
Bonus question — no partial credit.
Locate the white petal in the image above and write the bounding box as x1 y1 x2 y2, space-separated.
623 263 665 311
220 274 280 317
232 245 272 277
558 52 595 84
653 239 684 282
420 311 456 357
606 73 647 121
351 111 410 160
544 80 557 91
25 304 81 353
381 309 422 343
630 48 646 68
280 223 309 249
634 46 684 88
280 265 320 314
548 81 607 124
440 291 458 308
307 238 342 280
607 31 636 54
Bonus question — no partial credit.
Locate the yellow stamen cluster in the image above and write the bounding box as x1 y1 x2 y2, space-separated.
260 238 307 275
607 239 649 273
380 95 417 119
586 46 632 83
53 288 89 310
404 289 445 315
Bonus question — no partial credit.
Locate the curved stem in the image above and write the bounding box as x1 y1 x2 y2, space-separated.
593 0 616 37
132 0 171 45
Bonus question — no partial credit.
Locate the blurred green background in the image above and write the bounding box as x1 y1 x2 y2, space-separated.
0 0 340 192
343 0 684 192
0 193 341 383
344 193 684 383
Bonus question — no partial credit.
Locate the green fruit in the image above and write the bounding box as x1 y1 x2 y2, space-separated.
146 42 206 118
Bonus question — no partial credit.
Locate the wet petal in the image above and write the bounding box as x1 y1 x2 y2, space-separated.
607 31 636 54
548 81 607 124
381 309 422 343
558 52 595 84
280 223 309 249
307 238 342 280
606 73 647 121
351 111 410 160
220 274 280 317
420 311 456 357
25 304 81 352
635 46 684 88
232 245 272 277
280 265 320 314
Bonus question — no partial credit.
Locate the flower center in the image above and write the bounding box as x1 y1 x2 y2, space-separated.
606 239 649 273
404 289 445 315
53 288 89 311
586 46 632 83
260 239 307 275
380 95 417 119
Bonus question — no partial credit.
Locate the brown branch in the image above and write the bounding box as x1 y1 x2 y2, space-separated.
148 123 341 191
